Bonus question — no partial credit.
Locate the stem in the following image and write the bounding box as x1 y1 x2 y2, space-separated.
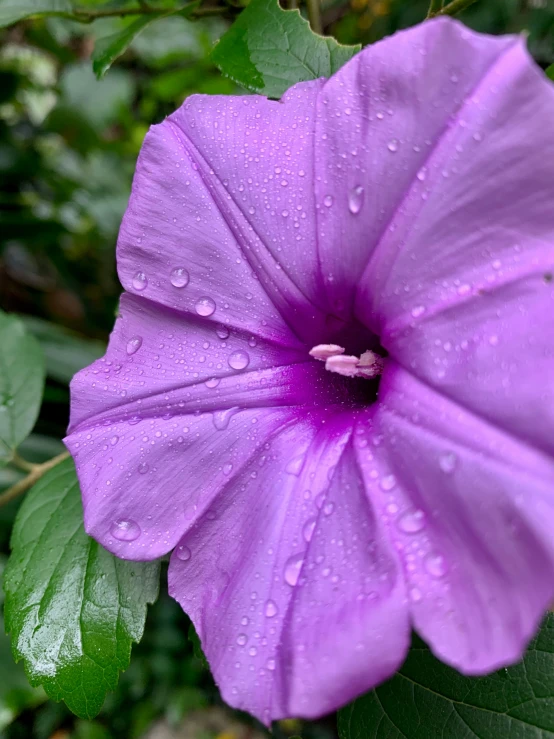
0 451 70 508
429 0 479 17
11 451 37 473
426 0 443 17
67 2 226 23
306 0 323 34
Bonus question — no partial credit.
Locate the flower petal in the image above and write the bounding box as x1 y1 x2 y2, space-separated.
314 17 515 320
168 412 409 723
359 363 554 674
119 78 332 345
65 295 346 559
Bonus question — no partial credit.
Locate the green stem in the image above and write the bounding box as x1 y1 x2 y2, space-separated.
426 0 444 17
0 451 70 508
10 451 37 473
429 0 478 17
66 2 225 23
305 0 323 34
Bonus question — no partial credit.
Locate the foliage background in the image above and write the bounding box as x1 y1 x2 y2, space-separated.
0 0 553 737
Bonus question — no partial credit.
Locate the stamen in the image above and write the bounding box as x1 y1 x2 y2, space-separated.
309 344 383 380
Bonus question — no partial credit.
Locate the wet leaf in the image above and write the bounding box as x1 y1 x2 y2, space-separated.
0 311 45 464
338 620 554 739
212 0 360 98
92 16 162 80
4 458 160 719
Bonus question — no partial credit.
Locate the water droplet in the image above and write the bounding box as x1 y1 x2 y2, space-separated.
228 350 250 370
223 462 233 475
380 474 396 491
387 139 399 153
303 517 317 542
237 634 248 646
348 185 364 215
263 599 279 619
285 454 304 476
216 325 230 339
323 194 334 208
249 646 258 656
110 435 119 446
266 658 276 671
398 509 426 534
425 553 448 578
138 462 149 474
212 407 239 430
409 586 422 603
323 502 334 516
111 519 141 542
132 271 147 291
416 167 427 182
205 377 220 389
411 305 425 318
439 451 457 473
126 336 142 355
170 267 189 288
284 554 304 586
195 297 216 317
175 545 191 562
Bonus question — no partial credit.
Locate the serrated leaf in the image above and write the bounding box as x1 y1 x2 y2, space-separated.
547 64 554 82
0 311 45 464
92 16 161 79
3 458 160 719
0 0 74 28
211 0 360 98
338 620 554 739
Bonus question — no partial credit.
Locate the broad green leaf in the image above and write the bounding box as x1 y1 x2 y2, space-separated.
92 16 161 79
547 64 554 81
0 0 74 28
211 0 360 98
4 458 160 719
20 316 105 385
0 556 46 730
338 620 554 739
0 311 45 464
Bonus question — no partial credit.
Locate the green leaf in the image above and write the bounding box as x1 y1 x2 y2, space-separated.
188 623 208 669
0 0 74 28
211 0 360 98
338 621 554 739
20 316 105 385
3 458 160 719
92 16 161 80
0 556 46 730
0 311 45 464
546 64 554 82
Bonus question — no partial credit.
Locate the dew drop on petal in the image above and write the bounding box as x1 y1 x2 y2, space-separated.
126 336 143 355
170 267 190 288
303 517 317 542
425 553 448 578
132 271 147 291
416 167 427 182
398 509 426 534
348 185 364 215
284 554 304 586
439 451 457 473
111 519 141 542
380 474 396 491
228 350 250 370
285 454 304 476
265 599 278 618
387 139 399 152
213 407 239 430
409 586 422 603
138 462 149 474
236 634 248 646
175 545 191 562
205 377 220 389
195 297 216 317
216 325 230 340
223 462 233 475
323 194 334 208
411 305 425 318
266 658 276 671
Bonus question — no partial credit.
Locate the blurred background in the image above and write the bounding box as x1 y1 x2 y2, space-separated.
0 0 552 737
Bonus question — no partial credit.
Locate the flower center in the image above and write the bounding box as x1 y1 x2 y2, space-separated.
309 344 384 379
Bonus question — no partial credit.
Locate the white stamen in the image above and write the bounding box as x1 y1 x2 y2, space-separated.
310 344 383 380
309 344 345 361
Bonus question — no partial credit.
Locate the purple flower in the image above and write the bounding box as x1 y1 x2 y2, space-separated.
65 18 554 724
